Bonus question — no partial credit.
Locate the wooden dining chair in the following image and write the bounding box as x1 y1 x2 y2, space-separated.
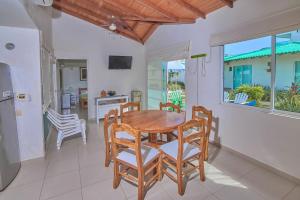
160 119 206 196
192 105 212 161
120 102 141 123
111 123 161 200
103 109 135 167
160 102 181 113
159 102 181 142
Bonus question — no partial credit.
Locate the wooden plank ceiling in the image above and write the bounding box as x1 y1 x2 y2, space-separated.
53 0 234 44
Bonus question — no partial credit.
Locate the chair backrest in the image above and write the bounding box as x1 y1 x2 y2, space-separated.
47 109 69 130
103 109 118 145
234 93 248 104
177 119 206 161
111 123 143 170
47 109 60 129
47 109 80 130
159 102 180 113
192 105 212 137
224 91 230 103
120 102 141 122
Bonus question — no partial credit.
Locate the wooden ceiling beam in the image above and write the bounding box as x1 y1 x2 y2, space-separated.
142 24 158 43
121 16 195 24
72 0 143 42
132 22 139 30
220 0 233 8
53 1 143 43
136 0 177 20
53 1 108 24
102 0 145 18
173 0 206 19
102 0 195 24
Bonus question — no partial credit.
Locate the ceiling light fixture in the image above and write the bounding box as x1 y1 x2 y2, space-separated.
109 23 117 31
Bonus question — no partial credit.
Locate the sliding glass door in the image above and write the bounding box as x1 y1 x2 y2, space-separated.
147 60 167 109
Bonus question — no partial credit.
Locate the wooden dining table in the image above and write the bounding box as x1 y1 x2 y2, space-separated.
122 110 186 143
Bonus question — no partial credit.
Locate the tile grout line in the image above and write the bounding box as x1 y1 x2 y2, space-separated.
207 159 259 196
280 184 298 200
41 143 82 200
38 157 50 200
76 139 84 200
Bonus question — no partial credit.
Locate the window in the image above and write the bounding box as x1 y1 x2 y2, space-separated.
223 29 300 114
224 36 271 108
274 31 300 113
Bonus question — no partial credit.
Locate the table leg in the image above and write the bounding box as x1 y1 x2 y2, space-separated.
149 133 157 143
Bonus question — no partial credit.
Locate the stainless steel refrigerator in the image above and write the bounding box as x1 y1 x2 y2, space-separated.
0 63 21 191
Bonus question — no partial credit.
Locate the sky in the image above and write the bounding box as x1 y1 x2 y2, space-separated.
224 31 297 56
167 59 185 70
224 36 272 56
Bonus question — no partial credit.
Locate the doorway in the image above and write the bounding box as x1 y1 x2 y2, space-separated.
147 59 186 110
167 59 186 110
56 59 88 119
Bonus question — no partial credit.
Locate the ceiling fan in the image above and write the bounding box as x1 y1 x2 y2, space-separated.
102 15 127 31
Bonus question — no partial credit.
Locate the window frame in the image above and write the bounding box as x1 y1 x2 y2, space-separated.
221 33 300 118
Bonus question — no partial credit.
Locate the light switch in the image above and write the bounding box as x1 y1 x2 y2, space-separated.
16 93 31 102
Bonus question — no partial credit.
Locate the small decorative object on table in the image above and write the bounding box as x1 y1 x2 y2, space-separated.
100 90 107 97
107 90 116 96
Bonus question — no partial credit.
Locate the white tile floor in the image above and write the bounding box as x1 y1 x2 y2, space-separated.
1 116 299 200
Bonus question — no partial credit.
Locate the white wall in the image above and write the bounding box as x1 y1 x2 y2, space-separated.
0 26 44 161
146 0 300 179
62 67 87 96
0 0 36 29
52 12 146 118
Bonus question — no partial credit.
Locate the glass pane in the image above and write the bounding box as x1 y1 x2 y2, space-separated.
147 60 167 109
275 30 300 113
167 59 186 110
224 36 272 108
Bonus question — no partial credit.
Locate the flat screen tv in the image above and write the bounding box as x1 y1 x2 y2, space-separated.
109 56 132 69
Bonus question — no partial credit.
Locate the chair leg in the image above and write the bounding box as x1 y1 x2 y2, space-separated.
167 133 173 142
81 123 87 144
138 174 144 200
113 161 121 189
158 155 162 181
56 131 63 150
199 154 206 182
204 137 209 161
105 144 111 167
177 167 184 196
177 163 184 196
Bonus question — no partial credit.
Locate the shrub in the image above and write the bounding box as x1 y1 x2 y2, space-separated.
254 84 271 102
168 81 185 90
275 83 300 113
235 85 265 104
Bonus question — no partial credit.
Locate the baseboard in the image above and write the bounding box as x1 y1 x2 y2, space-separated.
209 141 300 184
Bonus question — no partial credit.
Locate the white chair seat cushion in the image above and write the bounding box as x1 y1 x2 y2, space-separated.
160 140 200 161
109 131 135 142
117 145 159 167
116 131 135 140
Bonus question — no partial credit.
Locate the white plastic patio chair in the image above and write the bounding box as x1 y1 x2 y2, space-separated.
224 91 230 103
234 93 248 104
47 109 86 150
